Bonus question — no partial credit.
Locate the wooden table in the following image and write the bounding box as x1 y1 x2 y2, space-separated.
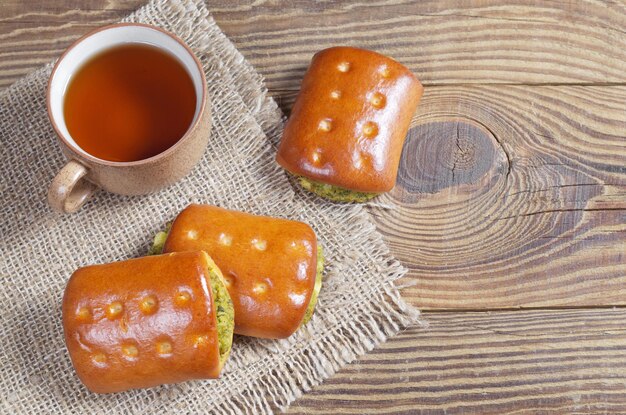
2 1 625 413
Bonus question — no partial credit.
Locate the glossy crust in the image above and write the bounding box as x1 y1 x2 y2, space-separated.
276 46 423 193
163 204 318 339
62 251 223 394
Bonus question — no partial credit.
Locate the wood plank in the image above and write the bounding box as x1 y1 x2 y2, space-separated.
210 0 626 90
390 85 626 309
287 309 626 414
277 84 626 309
2 2 626 90
388 84 626 309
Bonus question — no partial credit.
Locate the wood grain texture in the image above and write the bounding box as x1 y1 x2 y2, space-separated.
2 1 626 89
387 85 626 309
288 309 626 415
210 0 626 90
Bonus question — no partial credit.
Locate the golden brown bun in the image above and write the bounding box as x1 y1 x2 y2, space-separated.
276 46 423 193
62 251 223 394
163 204 317 339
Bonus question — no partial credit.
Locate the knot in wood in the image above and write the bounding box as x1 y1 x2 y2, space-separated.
397 119 503 194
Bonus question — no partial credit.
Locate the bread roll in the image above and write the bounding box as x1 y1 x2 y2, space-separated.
276 46 423 202
62 251 233 393
157 204 323 339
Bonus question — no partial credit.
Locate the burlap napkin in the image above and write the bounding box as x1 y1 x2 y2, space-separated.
0 0 420 413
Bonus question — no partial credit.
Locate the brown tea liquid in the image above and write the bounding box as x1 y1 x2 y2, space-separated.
64 44 196 162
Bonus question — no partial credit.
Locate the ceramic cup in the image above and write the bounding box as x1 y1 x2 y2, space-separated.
47 23 211 213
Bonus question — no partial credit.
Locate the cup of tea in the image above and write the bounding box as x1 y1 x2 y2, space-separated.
46 23 211 213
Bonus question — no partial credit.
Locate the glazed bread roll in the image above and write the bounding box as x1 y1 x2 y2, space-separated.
62 251 234 394
152 204 323 339
276 46 423 202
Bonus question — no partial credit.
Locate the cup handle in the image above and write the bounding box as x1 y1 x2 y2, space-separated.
48 160 98 213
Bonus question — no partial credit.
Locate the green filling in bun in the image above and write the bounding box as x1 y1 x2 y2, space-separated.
298 177 378 203
301 246 324 326
207 261 234 364
148 223 171 256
